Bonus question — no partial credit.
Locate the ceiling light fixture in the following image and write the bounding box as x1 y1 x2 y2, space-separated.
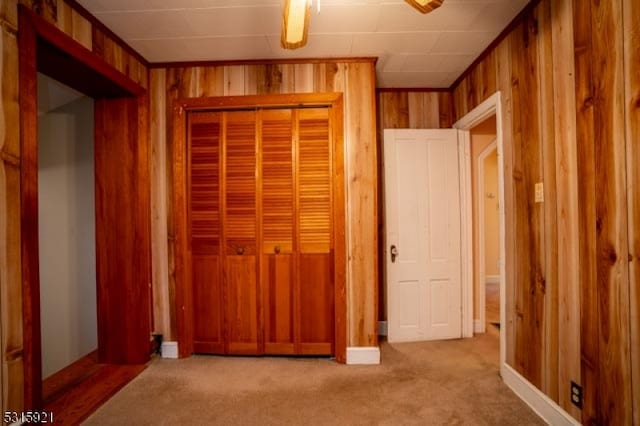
405 0 444 14
281 0 312 49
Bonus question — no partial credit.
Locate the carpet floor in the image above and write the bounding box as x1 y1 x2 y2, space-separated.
85 329 544 425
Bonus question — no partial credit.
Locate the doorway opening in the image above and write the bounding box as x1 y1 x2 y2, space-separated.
469 116 499 335
19 6 151 420
454 92 506 371
37 73 98 382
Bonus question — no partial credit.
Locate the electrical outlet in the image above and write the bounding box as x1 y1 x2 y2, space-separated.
570 381 583 409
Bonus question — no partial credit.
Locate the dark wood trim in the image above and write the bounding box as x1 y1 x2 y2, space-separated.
173 93 348 363
173 102 192 358
18 6 42 410
63 0 149 67
43 361 147 424
449 0 541 90
151 57 378 69
19 6 144 97
376 87 450 93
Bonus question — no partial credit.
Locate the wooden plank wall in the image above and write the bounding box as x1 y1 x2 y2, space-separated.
150 61 379 348
376 90 453 320
452 0 638 422
624 2 640 426
0 0 148 412
0 0 22 416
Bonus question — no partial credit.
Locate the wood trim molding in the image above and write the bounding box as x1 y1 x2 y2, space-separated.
18 5 42 410
151 57 378 69
63 0 149 67
172 93 348 362
376 87 450 93
19 6 144 97
453 91 507 367
502 364 581 426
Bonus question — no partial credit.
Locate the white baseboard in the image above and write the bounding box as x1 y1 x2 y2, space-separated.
346 347 381 365
378 321 388 336
161 341 179 359
473 319 485 333
486 275 500 284
501 363 580 426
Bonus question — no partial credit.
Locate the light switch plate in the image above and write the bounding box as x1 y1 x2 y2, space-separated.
535 182 544 203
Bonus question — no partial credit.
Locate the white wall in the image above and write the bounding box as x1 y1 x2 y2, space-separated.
38 89 97 379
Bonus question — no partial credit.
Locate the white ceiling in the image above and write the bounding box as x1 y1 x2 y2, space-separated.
77 0 529 88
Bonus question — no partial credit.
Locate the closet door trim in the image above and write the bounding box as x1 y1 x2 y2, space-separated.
173 93 347 362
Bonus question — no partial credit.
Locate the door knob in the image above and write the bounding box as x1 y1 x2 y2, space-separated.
274 245 281 254
390 245 398 263
236 246 245 255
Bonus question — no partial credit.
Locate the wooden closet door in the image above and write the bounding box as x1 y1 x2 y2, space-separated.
260 110 296 354
187 112 224 354
223 111 259 354
296 108 334 355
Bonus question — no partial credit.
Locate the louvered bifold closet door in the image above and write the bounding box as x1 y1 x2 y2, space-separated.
188 112 224 354
296 108 334 355
260 109 296 354
223 111 260 354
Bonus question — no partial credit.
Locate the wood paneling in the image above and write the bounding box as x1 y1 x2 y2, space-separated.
549 0 580 418
452 0 638 422
536 1 558 401
624 2 640 425
510 9 545 388
0 13 22 405
150 69 172 340
344 63 377 347
590 0 631 423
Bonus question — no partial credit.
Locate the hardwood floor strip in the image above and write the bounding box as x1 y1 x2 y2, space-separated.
44 363 147 424
42 350 100 403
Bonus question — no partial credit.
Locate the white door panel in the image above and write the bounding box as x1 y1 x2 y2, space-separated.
384 129 462 343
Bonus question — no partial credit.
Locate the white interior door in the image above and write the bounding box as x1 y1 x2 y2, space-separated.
384 129 462 343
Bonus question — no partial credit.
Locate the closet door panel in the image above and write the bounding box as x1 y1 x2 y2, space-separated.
192 255 223 353
261 110 295 353
224 111 259 354
297 108 334 354
226 256 259 354
298 109 332 254
261 110 294 253
188 112 223 354
299 253 334 355
263 254 295 354
224 111 257 255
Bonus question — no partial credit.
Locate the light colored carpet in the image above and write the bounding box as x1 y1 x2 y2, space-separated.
85 330 543 425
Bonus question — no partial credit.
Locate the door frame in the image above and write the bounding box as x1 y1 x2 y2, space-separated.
453 91 506 369
18 5 149 409
477 140 497 333
172 93 347 362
